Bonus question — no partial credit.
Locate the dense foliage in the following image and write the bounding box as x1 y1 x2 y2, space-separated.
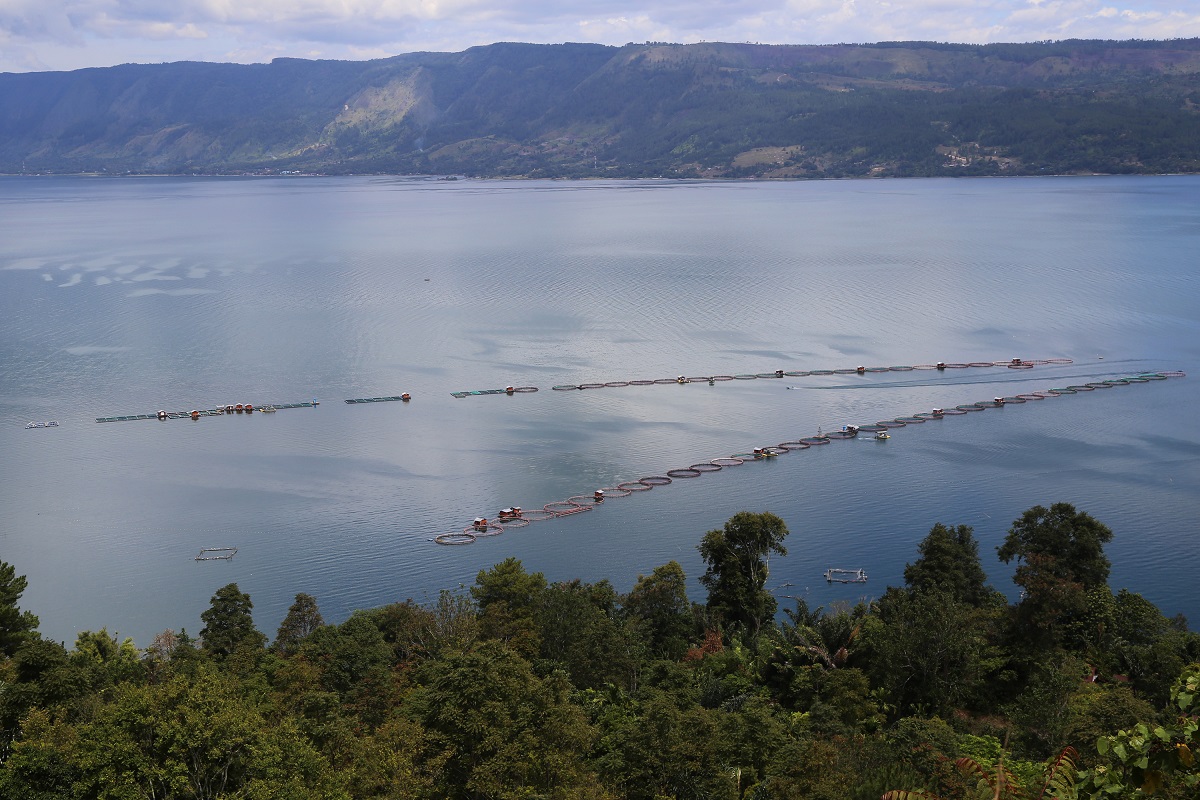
2 504 1198 798
2 40 1199 179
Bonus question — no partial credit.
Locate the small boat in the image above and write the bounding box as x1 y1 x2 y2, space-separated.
875 431 890 440
25 421 57 429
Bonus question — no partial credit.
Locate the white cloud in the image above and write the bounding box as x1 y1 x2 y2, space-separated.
1 0 1198 73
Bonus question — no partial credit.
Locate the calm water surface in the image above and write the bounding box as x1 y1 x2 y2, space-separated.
1 175 1198 646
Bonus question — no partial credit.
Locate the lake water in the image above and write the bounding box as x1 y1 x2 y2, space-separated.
1 175 1198 647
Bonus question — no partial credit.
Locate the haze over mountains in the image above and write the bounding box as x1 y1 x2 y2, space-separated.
2 39 1199 179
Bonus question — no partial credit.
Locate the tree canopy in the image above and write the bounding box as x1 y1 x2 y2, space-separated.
698 511 789 636
998 502 1115 649
2 506 1198 800
199 582 267 660
0 561 39 658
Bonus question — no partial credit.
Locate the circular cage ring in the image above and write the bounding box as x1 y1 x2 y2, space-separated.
638 475 673 486
513 386 539 393
544 500 584 514
711 457 744 467
688 462 723 472
617 481 653 491
519 509 557 522
578 383 606 390
604 381 630 387
666 468 703 478
552 384 581 391
798 437 830 445
777 441 811 450
436 531 476 545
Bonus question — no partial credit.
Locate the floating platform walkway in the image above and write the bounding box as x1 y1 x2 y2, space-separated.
195 547 237 561
96 401 316 423
433 370 1185 544
345 394 410 404
543 358 1072 392
451 387 538 399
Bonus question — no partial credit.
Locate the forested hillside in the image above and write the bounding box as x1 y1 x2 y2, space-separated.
2 504 1198 798
2 39 1200 178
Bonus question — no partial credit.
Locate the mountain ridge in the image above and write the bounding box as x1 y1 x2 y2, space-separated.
2 39 1199 178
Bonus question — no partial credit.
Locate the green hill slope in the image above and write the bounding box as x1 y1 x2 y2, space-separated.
2 39 1199 178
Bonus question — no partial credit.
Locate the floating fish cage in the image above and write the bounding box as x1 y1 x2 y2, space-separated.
195 547 237 561
824 568 868 583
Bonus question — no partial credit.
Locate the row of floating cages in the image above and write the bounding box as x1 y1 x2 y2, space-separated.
160 403 278 420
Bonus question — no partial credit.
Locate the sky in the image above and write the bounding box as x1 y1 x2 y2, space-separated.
1 0 1198 74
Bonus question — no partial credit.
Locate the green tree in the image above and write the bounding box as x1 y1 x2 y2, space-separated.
199 583 267 661
83 666 334 799
538 579 639 690
698 511 789 637
623 560 695 660
590 686 735 800
998 503 1114 650
471 558 546 658
0 560 39 657
868 589 999 717
409 640 600 798
1078 662 1200 798
70 628 143 690
904 523 994 607
274 593 324 656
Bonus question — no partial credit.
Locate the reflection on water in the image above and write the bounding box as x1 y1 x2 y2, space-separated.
1 175 1198 646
